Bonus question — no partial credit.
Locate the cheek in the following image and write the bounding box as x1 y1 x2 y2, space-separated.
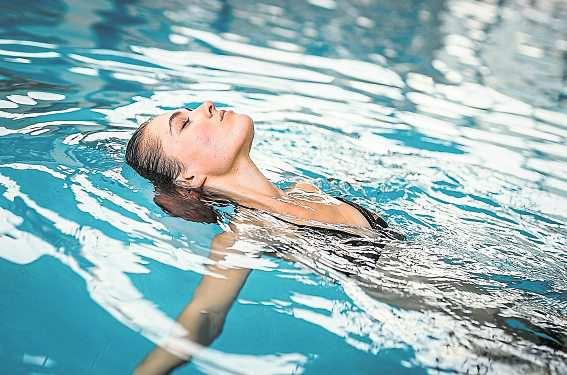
195 133 211 148
191 134 232 172
181 126 244 175
191 134 212 161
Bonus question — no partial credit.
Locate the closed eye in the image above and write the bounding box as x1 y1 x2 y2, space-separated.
180 116 191 131
180 108 193 131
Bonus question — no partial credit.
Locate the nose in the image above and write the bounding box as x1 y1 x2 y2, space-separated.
200 100 215 118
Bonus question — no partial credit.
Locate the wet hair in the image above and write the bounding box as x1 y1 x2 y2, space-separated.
126 117 225 224
125 118 183 186
153 184 221 224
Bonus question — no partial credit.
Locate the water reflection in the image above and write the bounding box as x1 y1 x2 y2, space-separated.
0 0 566 374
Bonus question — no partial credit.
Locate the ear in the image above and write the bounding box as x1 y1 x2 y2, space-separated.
190 175 207 190
176 174 207 190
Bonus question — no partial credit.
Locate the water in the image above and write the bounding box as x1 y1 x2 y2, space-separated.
0 0 566 374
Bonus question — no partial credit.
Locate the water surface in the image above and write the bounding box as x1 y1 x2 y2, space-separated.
0 0 566 374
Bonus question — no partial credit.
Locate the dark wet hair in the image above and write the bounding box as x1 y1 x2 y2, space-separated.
125 118 183 186
126 117 225 224
153 184 221 224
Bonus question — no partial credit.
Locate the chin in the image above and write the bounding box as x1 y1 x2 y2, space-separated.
239 113 253 126
236 113 254 134
236 113 254 152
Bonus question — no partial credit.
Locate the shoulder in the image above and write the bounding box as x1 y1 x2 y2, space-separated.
284 183 373 230
289 180 320 193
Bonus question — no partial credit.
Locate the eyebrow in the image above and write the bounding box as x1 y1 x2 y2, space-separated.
168 110 183 135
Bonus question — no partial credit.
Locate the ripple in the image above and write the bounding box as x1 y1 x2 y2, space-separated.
0 1 566 374
173 26 405 87
27 91 65 101
6 94 36 105
0 99 18 109
133 46 335 83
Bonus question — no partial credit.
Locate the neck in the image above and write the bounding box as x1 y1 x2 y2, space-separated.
204 155 285 211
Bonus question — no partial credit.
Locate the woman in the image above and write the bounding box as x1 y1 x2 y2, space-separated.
126 101 403 374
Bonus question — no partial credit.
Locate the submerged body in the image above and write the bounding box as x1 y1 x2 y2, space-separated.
133 184 401 375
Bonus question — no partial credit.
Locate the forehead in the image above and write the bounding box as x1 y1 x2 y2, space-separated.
145 111 175 140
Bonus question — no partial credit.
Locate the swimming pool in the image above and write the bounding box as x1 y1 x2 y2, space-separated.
0 0 566 373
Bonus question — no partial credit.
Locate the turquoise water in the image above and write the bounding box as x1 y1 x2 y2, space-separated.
0 0 566 374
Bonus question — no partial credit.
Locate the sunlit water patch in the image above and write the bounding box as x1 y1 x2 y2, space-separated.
0 0 566 374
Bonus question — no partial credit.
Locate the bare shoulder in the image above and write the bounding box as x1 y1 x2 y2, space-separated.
287 181 371 229
289 180 320 193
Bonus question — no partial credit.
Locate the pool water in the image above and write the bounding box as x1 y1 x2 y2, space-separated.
1 0 566 374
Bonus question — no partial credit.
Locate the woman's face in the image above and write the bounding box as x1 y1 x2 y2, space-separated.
146 101 254 178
